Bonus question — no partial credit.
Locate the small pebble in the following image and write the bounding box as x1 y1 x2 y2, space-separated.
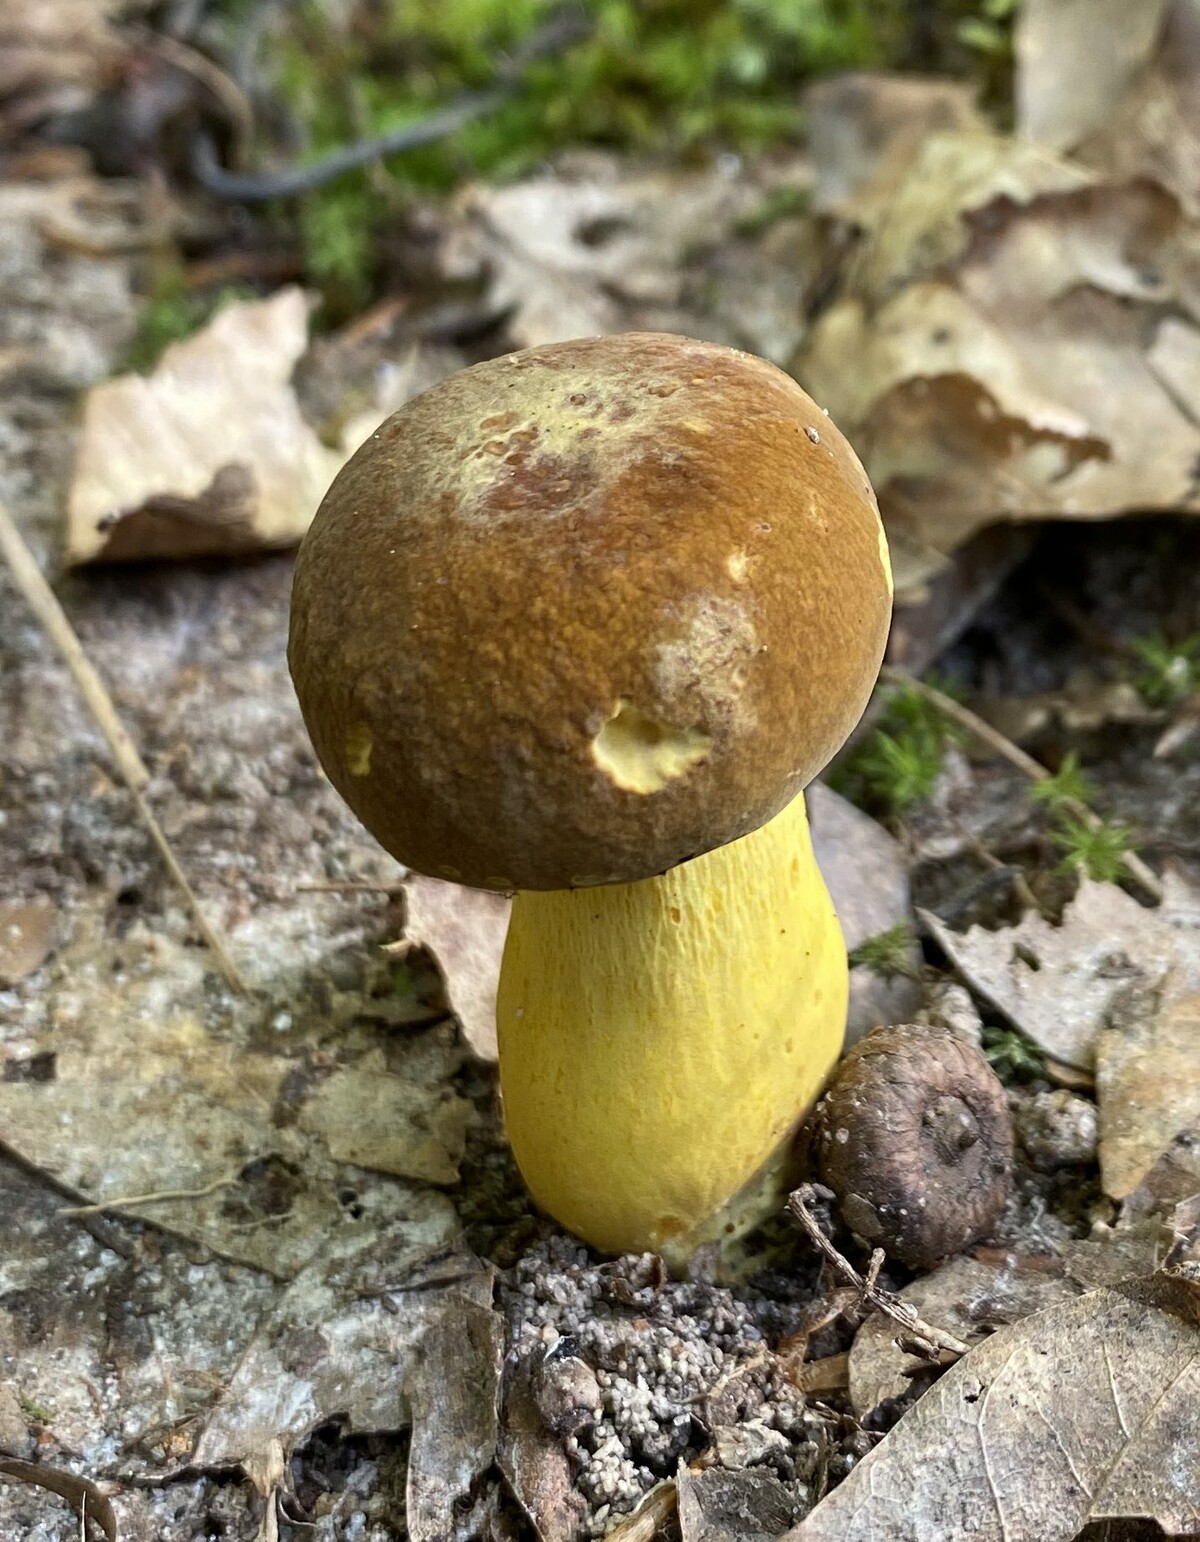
1014 1089 1098 1171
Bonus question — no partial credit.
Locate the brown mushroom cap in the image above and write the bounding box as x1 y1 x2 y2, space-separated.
288 333 891 891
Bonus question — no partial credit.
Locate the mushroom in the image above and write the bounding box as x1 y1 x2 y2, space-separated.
288 332 892 1264
811 1023 1014 1267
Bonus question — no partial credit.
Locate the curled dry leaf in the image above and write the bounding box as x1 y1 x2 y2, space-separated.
795 132 1200 555
438 151 795 353
807 783 921 1042
402 875 511 1062
931 875 1196 1208
803 73 986 214
925 871 1200 1205
923 879 1184 1072
194 1229 502 1542
792 1271 1200 1542
1017 0 1200 212
66 288 344 565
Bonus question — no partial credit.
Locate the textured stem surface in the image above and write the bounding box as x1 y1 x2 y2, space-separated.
497 792 847 1261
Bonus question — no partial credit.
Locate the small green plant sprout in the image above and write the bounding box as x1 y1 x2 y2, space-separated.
982 1024 1044 1080
847 922 921 980
956 0 1017 55
1130 631 1200 708
1052 813 1134 884
831 675 963 815
1029 751 1096 814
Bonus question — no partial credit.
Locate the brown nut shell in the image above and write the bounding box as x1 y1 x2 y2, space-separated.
812 1024 1013 1268
288 333 891 890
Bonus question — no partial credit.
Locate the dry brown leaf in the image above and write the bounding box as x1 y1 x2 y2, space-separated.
804 73 986 213
922 879 1183 1072
847 1253 1079 1420
791 1271 1200 1542
796 135 1200 553
1098 992 1200 1200
402 875 511 1062
0 917 467 1277
193 1228 500 1531
499 1355 588 1542
298 1049 471 1185
0 900 56 985
676 1466 798 1542
66 288 343 565
440 155 761 349
1017 0 1200 213
1016 0 1169 153
926 872 1200 1202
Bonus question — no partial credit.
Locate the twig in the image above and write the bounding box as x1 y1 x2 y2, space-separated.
880 666 1164 903
787 1185 970 1361
59 1175 239 1217
602 1481 679 1542
191 7 590 202
0 503 246 992
948 812 1041 914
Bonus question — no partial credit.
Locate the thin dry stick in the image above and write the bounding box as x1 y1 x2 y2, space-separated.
602 1481 679 1542
0 502 246 992
880 665 1164 903
788 1185 970 1361
59 1174 239 1218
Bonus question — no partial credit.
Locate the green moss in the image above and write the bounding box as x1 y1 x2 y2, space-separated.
982 1024 1044 1081
831 677 963 816
847 922 921 980
124 274 256 373
1130 631 1200 708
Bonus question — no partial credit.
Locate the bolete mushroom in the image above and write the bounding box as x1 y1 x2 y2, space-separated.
288 332 891 1265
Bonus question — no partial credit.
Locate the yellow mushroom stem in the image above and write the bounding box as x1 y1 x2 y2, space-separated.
496 790 847 1266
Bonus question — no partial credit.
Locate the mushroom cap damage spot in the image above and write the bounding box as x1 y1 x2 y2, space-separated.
591 701 712 795
346 723 373 776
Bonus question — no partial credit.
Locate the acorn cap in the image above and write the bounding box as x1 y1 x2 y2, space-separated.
288 333 891 891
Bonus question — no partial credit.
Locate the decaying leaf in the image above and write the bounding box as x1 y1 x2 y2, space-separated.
1098 989 1200 1200
440 155 768 349
677 1465 798 1542
923 879 1185 1071
499 1354 588 1542
847 1253 1078 1420
402 875 511 1062
194 1226 501 1538
792 1271 1200 1542
808 783 920 1041
804 73 986 213
795 129 1200 554
0 915 469 1277
298 1048 471 1185
927 873 1200 1201
66 288 344 564
0 900 56 985
1017 0 1200 212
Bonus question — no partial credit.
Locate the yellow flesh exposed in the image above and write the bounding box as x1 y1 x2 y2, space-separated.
496 791 847 1261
